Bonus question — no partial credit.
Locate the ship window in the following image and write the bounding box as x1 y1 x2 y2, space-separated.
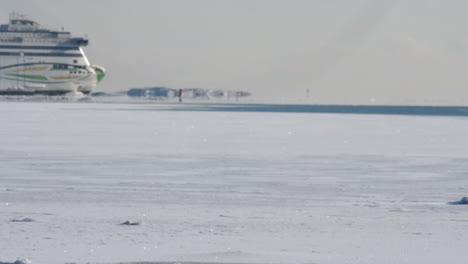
73 60 77 63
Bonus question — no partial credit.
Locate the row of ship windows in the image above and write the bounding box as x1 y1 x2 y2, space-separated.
53 64 88 75
0 32 68 37
53 64 86 70
0 51 82 57
0 34 49 37
67 71 87 75
0 39 64 43
0 45 78 50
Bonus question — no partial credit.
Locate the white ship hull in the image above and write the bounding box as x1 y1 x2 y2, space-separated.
0 61 104 95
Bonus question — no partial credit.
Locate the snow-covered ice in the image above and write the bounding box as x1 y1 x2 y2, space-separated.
1 101 468 264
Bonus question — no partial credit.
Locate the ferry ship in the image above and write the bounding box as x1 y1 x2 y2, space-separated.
0 13 105 95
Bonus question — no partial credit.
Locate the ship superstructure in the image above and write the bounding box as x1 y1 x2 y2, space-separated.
0 12 105 95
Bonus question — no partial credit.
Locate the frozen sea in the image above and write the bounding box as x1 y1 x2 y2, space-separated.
1 100 468 264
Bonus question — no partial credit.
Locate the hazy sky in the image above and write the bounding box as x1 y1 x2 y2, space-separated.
2 0 468 104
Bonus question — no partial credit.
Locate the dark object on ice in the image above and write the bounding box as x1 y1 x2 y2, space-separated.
127 87 251 100
13 259 32 264
10 218 34 223
0 258 32 264
449 197 468 205
120 220 141 226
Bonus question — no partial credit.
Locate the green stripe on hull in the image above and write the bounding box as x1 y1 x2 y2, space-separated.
95 68 105 83
6 73 48 81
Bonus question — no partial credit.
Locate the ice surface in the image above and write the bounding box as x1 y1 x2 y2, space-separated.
1 101 468 264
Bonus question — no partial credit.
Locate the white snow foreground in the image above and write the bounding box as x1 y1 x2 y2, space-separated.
1 102 468 264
